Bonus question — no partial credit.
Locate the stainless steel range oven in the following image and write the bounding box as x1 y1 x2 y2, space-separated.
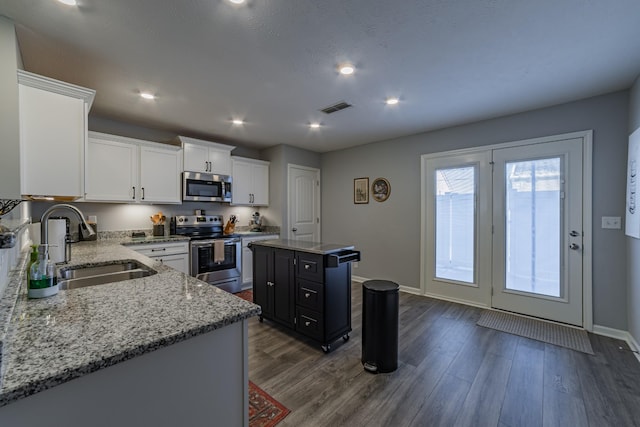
171 215 242 293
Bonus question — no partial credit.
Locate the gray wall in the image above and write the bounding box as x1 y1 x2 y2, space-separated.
628 76 640 345
260 144 321 231
322 91 629 330
88 115 260 158
0 16 21 201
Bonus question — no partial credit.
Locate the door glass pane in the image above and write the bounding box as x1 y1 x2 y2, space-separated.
435 166 475 283
505 158 561 297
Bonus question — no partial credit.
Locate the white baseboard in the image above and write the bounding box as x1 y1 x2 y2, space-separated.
399 285 422 295
593 325 640 363
422 291 490 309
350 275 367 283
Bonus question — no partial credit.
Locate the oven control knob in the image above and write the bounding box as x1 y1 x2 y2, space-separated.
178 218 184 223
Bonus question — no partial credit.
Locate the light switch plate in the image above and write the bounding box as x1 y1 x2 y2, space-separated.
601 216 621 229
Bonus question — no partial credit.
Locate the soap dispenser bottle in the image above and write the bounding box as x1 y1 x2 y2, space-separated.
28 244 58 299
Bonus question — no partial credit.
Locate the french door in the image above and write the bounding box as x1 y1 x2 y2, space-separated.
491 138 583 325
423 152 492 306
423 134 588 326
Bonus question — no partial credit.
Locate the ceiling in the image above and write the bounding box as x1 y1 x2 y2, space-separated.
2 0 640 153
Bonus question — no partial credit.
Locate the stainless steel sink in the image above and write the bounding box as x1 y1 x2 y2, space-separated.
57 260 157 290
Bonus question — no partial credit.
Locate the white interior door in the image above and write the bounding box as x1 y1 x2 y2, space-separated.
288 165 320 241
491 138 584 326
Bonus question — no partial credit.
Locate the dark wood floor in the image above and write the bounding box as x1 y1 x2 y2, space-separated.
248 282 640 427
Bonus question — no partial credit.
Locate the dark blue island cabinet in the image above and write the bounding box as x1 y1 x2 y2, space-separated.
251 240 360 352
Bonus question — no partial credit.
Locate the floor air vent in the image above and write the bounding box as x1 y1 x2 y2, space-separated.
321 101 352 114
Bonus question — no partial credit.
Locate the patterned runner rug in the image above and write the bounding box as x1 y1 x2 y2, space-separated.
235 289 254 303
236 289 289 426
477 310 594 354
249 380 290 426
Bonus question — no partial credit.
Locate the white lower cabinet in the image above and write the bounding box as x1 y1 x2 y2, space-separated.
128 241 189 275
241 234 278 286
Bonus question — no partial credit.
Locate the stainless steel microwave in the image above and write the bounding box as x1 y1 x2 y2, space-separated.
182 172 232 202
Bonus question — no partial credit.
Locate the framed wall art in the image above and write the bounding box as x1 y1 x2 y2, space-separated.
354 177 369 204
371 177 390 202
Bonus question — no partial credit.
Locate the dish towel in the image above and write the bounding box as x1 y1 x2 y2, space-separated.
213 240 225 263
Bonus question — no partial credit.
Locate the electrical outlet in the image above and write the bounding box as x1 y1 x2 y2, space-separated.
601 216 621 229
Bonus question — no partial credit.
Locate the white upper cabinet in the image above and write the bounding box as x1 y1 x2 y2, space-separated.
139 145 182 204
178 136 235 176
231 157 269 206
85 135 138 202
85 132 182 204
18 70 95 200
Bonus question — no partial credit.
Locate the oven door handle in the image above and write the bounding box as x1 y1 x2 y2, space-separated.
191 239 240 248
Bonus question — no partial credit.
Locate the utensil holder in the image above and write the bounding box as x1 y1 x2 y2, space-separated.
153 224 165 237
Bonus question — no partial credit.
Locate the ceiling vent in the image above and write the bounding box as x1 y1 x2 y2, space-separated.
320 101 352 114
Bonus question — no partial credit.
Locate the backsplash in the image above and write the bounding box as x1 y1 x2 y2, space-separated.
30 202 276 233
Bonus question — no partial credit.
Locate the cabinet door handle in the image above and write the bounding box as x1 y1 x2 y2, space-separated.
151 248 166 252
267 281 274 287
305 321 310 327
141 187 145 200
304 264 310 270
305 292 311 298
132 187 136 200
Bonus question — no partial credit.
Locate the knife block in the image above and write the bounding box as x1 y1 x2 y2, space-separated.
153 224 165 237
223 221 235 235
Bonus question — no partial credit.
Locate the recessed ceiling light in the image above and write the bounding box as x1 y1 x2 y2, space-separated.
309 123 321 129
232 119 244 125
339 64 355 75
140 92 155 100
57 0 77 5
386 97 399 105
229 0 245 4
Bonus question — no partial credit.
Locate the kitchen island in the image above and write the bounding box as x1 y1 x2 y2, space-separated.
250 239 359 352
0 238 260 426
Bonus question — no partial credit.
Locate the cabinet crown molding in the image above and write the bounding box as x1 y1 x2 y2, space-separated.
176 135 235 152
88 131 181 151
17 70 96 109
231 156 270 166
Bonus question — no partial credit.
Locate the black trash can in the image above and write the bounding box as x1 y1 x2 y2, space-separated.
361 280 399 373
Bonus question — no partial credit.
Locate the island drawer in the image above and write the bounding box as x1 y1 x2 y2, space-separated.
296 307 323 341
296 253 323 282
296 279 324 311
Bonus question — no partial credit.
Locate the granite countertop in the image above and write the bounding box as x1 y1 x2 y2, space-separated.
120 235 191 245
250 239 355 255
0 239 260 407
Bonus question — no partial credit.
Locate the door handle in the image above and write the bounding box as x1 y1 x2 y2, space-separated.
569 230 580 237
569 243 580 250
292 228 297 232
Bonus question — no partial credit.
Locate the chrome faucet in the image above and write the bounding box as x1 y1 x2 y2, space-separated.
40 204 96 257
